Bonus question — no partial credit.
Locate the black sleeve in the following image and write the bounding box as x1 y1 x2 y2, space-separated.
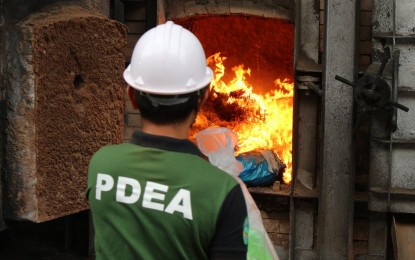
208 184 248 260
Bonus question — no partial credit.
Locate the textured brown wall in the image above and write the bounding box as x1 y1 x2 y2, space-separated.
6 5 127 222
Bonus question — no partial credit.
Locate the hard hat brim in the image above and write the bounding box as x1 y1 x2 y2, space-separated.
124 66 213 95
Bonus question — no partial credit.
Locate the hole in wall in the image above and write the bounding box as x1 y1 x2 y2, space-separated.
73 75 84 89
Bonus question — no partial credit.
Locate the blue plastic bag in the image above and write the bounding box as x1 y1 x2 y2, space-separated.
237 150 285 187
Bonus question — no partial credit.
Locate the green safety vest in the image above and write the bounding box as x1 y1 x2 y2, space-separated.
87 143 242 260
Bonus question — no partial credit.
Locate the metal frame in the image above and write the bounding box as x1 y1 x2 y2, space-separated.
290 1 321 259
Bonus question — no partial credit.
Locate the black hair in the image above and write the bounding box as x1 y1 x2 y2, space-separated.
133 87 207 125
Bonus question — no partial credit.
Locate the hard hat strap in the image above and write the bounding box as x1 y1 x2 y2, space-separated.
140 92 190 107
139 87 207 107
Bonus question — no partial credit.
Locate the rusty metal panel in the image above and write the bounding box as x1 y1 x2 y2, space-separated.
373 1 415 89
368 0 415 214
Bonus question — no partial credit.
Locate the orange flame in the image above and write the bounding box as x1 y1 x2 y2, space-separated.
194 52 293 184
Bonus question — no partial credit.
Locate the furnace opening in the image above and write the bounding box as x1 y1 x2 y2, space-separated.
175 15 295 184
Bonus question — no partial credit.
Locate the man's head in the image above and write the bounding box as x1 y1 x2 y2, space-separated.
124 21 212 125
128 87 208 125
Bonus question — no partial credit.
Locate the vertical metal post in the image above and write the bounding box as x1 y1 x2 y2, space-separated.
318 1 357 259
291 2 321 257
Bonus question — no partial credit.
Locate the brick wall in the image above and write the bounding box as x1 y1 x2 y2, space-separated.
257 196 291 253
359 0 373 71
320 0 373 72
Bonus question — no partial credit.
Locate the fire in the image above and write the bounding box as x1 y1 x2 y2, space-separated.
193 52 294 184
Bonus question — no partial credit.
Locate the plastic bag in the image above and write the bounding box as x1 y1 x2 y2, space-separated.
196 127 243 177
237 151 275 187
196 127 279 260
237 149 286 187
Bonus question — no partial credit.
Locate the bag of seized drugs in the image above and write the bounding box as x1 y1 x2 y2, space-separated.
237 149 286 187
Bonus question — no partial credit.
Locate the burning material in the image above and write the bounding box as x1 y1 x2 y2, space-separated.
192 52 294 183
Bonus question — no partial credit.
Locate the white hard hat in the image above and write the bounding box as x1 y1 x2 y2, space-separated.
123 21 213 95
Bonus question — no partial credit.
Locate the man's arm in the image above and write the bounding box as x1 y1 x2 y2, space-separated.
209 184 248 260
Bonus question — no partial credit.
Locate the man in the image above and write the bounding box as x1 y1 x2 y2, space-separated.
87 21 248 260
